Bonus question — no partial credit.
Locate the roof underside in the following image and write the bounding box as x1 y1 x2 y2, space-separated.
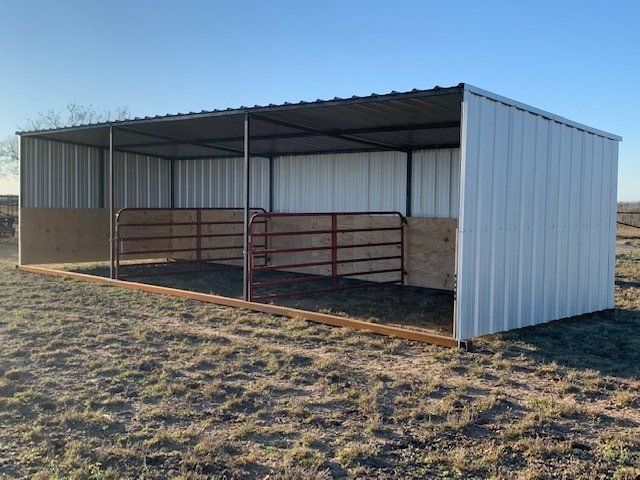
20 85 464 159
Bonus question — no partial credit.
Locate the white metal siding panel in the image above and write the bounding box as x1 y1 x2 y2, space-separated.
456 91 619 340
273 151 407 213
22 138 102 208
113 152 171 209
173 157 269 209
411 148 460 218
21 137 170 209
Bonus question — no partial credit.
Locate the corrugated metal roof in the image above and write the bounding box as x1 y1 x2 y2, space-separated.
17 83 620 161
18 84 464 159
17 84 464 135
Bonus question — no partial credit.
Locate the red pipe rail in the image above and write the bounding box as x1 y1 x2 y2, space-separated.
115 207 266 279
247 211 406 302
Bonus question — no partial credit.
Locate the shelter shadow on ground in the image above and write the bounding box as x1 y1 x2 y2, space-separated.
482 307 640 380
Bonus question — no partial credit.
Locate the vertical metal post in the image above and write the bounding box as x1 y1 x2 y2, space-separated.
98 148 105 208
400 221 405 285
115 219 120 279
247 220 253 301
268 156 274 212
18 136 25 265
169 159 175 208
406 150 413 217
242 113 251 300
109 127 115 279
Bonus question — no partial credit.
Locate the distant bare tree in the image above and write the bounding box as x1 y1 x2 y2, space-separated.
0 136 19 178
0 103 129 179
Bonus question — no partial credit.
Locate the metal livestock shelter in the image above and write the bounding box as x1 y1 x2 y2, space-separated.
17 83 621 346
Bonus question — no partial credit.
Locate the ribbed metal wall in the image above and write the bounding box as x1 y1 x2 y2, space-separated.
455 89 619 340
273 151 408 213
113 152 171 209
22 137 104 208
23 139 461 218
412 148 460 218
21 137 171 209
173 157 269 209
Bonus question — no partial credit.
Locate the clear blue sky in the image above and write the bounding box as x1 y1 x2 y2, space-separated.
1 0 638 199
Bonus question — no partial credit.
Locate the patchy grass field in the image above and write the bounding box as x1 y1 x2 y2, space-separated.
1 237 639 479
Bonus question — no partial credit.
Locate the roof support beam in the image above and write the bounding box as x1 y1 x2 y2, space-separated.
167 142 461 161
26 134 167 160
115 121 460 150
250 114 407 152
113 125 245 156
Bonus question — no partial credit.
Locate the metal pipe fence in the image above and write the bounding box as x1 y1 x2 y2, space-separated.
115 207 266 279
247 211 406 302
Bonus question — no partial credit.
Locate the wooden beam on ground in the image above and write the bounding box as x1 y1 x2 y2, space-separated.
17 265 464 349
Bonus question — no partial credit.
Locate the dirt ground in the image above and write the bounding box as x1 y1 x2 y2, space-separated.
68 262 454 335
1 235 639 479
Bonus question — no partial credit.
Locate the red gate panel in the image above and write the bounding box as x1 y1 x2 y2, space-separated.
247 211 406 302
115 207 266 279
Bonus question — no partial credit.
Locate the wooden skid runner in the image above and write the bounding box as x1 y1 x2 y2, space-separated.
17 265 464 349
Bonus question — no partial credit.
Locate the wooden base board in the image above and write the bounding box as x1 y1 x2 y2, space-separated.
18 264 464 349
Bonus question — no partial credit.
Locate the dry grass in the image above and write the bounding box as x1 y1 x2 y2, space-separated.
0 236 639 479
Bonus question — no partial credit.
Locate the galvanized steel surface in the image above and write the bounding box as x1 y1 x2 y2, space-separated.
272 152 407 214
22 138 171 209
113 152 171 209
22 137 103 208
22 137 461 218
412 148 460 218
455 89 619 340
273 149 459 218
173 157 269 209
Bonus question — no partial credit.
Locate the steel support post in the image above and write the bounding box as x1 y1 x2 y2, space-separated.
242 113 251 300
268 156 274 212
169 159 175 208
406 150 412 217
98 148 105 208
109 126 116 279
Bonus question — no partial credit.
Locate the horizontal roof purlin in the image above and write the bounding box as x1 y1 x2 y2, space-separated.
18 85 465 159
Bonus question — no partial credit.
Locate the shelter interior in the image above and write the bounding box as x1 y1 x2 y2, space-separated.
19 85 465 339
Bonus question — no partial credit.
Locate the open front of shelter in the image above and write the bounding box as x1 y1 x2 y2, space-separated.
16 84 621 346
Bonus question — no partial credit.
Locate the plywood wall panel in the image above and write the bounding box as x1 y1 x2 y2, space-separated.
20 208 110 264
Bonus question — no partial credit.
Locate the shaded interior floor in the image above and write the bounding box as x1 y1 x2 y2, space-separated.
69 261 454 335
